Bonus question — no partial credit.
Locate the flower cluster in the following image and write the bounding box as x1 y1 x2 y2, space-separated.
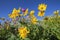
38 4 47 17
18 27 29 39
0 3 60 40
8 8 21 19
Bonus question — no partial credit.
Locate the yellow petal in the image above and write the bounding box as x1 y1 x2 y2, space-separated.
12 8 17 13
31 16 38 24
17 8 21 13
24 8 28 16
38 11 45 17
18 27 29 39
30 10 35 16
38 4 47 11
54 10 59 15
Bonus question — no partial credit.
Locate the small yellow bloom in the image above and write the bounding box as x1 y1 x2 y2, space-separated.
54 10 59 15
18 27 29 39
23 8 28 16
30 10 35 16
12 8 20 17
31 16 38 24
12 8 20 14
38 4 47 11
13 13 19 17
12 8 17 13
38 11 45 17
17 8 21 13
8 14 16 19
8 8 21 19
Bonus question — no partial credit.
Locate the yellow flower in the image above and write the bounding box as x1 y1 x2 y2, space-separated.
38 11 45 17
31 16 38 24
8 14 13 18
17 8 21 13
8 8 21 19
29 10 35 16
54 10 59 15
12 8 20 14
38 4 47 11
18 27 29 39
12 8 21 16
13 13 19 17
23 8 28 16
8 14 16 19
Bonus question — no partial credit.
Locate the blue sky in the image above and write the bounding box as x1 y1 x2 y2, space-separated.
0 0 60 20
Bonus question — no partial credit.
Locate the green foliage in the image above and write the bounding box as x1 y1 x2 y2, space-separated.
0 15 60 40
